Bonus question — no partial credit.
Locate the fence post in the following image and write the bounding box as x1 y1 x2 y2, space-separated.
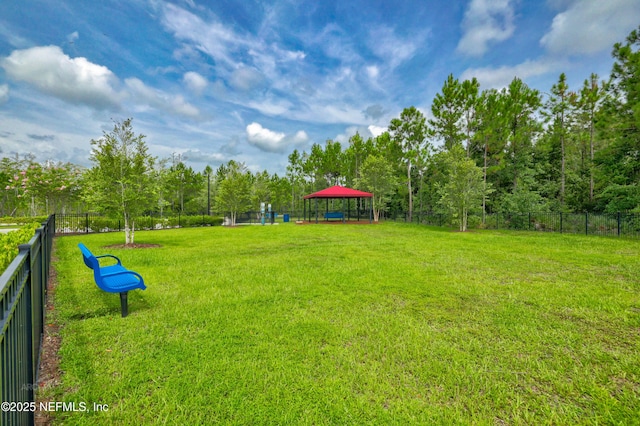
528 212 531 231
85 213 89 233
585 212 588 235
617 211 621 237
560 212 563 233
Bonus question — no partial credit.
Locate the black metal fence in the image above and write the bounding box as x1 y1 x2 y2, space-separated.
54 211 309 233
384 211 640 238
55 213 223 234
52 210 640 238
0 215 55 426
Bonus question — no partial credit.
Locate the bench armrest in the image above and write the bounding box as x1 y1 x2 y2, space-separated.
96 254 122 265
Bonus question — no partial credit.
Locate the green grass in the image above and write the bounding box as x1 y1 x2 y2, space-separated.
45 223 640 424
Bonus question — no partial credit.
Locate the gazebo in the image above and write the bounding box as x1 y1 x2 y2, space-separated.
303 185 373 223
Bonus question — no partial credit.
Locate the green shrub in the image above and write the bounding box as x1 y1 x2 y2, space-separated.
0 222 40 275
164 215 223 227
0 216 48 226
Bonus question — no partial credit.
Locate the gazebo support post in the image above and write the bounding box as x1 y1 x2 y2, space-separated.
342 198 346 223
326 199 329 221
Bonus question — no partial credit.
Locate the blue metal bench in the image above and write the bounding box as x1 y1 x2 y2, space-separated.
78 243 146 317
324 211 344 221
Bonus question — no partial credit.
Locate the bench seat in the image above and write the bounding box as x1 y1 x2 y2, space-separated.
324 212 344 220
78 243 146 317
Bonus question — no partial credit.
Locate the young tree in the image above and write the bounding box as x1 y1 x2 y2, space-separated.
355 155 398 222
471 88 506 220
501 78 542 193
543 73 574 208
576 74 604 206
84 118 156 244
286 149 305 212
430 74 465 151
388 106 429 222
430 75 479 155
251 170 271 210
436 145 489 231
165 158 203 214
215 160 252 226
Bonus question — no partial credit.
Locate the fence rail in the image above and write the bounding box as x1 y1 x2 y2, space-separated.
0 214 55 426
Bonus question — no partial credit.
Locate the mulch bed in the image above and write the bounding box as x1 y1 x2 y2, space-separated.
35 252 62 426
102 243 161 249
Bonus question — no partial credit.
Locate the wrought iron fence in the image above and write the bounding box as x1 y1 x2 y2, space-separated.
0 215 55 426
54 211 310 233
384 211 640 238
52 210 640 238
55 213 223 234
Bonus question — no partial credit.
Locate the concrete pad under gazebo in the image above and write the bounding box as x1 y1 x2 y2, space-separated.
302 185 373 223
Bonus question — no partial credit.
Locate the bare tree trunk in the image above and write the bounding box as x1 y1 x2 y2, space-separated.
462 207 467 232
560 108 566 207
124 213 131 245
407 162 413 223
483 137 488 225
589 114 595 203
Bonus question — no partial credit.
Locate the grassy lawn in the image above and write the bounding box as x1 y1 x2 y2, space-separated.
44 223 640 424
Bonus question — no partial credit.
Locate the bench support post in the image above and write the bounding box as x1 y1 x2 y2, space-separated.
120 292 129 317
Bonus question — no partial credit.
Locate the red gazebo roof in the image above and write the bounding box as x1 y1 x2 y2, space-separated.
303 185 373 199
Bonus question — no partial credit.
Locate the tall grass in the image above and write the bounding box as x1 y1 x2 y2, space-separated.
44 223 640 424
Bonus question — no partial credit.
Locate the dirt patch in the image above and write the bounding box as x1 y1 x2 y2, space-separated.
35 251 62 426
102 243 162 249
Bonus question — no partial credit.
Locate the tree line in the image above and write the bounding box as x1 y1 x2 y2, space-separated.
1 27 639 233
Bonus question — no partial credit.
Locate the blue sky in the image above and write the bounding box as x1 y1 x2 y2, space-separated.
1 0 638 175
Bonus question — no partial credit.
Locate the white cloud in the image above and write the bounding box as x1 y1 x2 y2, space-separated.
540 0 640 55
334 125 386 145
183 71 208 95
368 26 427 69
230 67 265 92
0 84 8 104
294 104 368 125
368 125 387 137
366 65 379 80
161 3 248 69
247 98 292 116
66 31 79 44
460 58 561 89
457 0 516 57
1 45 122 109
246 122 308 153
180 149 226 165
125 78 200 118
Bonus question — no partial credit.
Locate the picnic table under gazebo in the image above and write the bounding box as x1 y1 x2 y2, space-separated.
303 185 373 223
